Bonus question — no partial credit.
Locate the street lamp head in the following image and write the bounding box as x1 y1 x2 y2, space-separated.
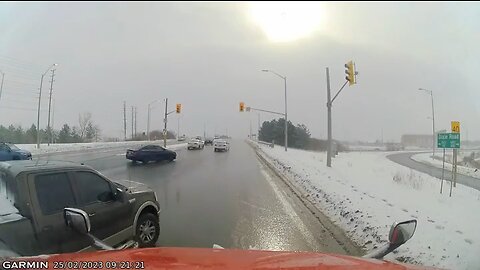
261 69 269 72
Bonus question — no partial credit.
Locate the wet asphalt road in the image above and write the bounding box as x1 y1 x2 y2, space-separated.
387 152 480 191
38 140 349 254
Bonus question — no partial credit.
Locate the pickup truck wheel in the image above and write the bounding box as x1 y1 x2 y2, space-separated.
135 213 159 247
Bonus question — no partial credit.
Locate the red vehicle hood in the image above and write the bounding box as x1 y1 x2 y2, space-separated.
20 247 439 270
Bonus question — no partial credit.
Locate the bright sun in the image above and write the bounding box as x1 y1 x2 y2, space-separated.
249 2 326 43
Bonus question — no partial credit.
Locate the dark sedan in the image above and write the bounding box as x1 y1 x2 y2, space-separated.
0 142 32 161
205 138 214 145
126 145 176 164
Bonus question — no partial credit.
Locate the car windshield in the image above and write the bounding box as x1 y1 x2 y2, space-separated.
2 2 477 269
6 144 19 151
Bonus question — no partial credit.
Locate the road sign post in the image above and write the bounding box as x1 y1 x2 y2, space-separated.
440 148 445 194
451 121 460 188
437 131 460 197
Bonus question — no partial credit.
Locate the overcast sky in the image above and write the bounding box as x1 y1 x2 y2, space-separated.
1 2 479 142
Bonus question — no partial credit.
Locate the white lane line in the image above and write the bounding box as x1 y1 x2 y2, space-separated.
258 162 318 250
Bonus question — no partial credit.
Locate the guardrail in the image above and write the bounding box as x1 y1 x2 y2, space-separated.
257 140 274 148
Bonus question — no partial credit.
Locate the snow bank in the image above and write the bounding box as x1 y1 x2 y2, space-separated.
255 144 480 270
17 140 178 155
412 153 480 179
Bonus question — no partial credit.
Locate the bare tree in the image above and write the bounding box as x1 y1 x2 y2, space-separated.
78 112 92 139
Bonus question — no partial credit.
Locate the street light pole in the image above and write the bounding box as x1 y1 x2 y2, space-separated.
37 64 57 149
419 88 435 159
262 69 288 152
147 99 161 141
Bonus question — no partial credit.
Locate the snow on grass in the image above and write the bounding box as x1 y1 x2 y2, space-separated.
256 144 480 270
17 140 178 155
412 153 480 179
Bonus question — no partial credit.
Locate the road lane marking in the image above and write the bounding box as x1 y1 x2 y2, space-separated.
258 162 318 250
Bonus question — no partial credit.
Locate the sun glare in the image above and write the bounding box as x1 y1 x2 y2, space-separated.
249 2 325 43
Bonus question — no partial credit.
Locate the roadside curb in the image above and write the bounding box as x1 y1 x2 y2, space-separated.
247 141 363 256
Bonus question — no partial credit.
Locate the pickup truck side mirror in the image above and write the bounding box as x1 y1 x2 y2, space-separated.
64 208 91 234
63 207 114 251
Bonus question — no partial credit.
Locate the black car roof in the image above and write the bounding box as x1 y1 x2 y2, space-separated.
0 160 91 178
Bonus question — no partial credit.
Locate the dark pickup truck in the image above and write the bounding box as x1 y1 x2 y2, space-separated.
0 160 161 256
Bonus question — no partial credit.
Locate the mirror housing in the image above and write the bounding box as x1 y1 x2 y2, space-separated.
63 207 115 251
389 219 417 245
64 208 90 234
363 219 417 260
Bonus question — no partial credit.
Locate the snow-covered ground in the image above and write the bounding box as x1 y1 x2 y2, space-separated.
412 153 480 179
17 140 180 155
254 144 480 270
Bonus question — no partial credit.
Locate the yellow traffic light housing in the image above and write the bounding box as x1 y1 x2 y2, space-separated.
239 102 245 112
345 60 356 86
176 103 181 113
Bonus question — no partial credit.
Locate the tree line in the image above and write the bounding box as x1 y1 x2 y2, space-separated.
0 113 101 144
258 118 347 152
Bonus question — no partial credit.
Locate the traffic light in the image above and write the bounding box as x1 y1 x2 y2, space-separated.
239 102 245 112
345 60 356 86
176 103 181 113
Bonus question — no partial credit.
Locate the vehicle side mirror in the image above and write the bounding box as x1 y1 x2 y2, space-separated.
109 186 124 202
388 219 417 245
64 208 91 234
63 208 114 251
363 219 417 259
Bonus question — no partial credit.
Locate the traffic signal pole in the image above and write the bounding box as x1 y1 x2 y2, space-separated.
163 98 168 147
326 67 332 167
326 61 357 168
162 100 181 147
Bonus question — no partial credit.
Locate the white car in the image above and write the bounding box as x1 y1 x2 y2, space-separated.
188 139 204 150
214 140 230 152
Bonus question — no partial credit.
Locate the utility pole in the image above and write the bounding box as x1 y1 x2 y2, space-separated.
123 102 127 141
0 70 4 105
258 113 261 141
134 107 137 138
326 67 332 167
52 99 55 144
37 64 57 149
249 118 252 139
163 98 168 147
47 69 56 146
204 123 206 139
131 106 134 139
147 104 151 141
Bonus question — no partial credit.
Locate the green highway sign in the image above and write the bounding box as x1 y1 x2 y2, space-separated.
437 133 460 149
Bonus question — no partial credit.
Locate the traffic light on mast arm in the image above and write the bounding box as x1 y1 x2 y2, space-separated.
345 60 357 86
176 103 181 113
239 102 245 112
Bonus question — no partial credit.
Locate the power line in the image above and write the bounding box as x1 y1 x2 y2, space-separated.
0 55 44 71
0 105 40 111
4 80 38 87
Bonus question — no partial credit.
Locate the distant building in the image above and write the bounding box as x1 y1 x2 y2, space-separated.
401 134 433 148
